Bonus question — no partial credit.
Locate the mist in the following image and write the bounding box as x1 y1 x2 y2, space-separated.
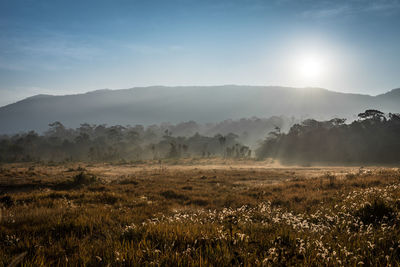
1 85 399 135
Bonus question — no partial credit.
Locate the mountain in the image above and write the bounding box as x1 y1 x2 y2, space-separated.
0 85 399 134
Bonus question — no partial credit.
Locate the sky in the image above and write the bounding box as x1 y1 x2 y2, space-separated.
0 0 400 106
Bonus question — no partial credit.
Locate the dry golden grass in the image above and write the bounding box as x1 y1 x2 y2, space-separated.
0 160 399 265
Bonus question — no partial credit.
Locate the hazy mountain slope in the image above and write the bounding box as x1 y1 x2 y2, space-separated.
0 85 398 134
375 88 400 110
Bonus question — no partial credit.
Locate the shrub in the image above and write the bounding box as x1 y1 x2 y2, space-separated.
355 199 395 225
0 195 14 207
73 172 98 186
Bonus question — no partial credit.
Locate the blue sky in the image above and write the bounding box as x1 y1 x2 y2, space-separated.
0 0 400 106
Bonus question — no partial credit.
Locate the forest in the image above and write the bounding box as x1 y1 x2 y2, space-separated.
257 110 400 164
0 119 267 162
1 109 399 164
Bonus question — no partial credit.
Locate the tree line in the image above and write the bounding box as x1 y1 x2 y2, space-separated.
0 122 252 162
1 110 399 164
256 110 400 165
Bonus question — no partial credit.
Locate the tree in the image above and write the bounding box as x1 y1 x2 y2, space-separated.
329 118 346 126
217 135 226 156
358 109 385 121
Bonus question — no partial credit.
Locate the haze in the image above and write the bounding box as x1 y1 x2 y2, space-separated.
1 0 400 106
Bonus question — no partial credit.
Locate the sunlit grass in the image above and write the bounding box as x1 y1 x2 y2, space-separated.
0 163 399 265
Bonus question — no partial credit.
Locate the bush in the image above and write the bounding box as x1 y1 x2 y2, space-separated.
73 172 98 186
355 199 395 225
0 195 14 207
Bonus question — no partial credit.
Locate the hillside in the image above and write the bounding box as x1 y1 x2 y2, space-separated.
0 85 399 134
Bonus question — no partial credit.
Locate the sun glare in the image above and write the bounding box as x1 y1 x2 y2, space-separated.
297 54 324 80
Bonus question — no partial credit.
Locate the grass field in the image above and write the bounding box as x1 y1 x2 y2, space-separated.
1 159 400 266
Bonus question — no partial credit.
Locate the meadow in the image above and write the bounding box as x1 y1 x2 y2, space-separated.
1 159 400 266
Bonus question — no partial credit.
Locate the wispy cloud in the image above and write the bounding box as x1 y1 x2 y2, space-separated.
301 0 400 19
302 5 351 19
366 0 400 12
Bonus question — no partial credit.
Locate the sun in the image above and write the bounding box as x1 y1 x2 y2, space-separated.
297 54 324 80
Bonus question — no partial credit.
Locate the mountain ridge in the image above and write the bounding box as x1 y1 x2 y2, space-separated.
0 85 399 134
2 85 381 108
